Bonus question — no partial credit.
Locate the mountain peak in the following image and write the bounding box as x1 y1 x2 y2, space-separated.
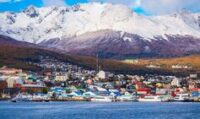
0 3 200 44
23 5 39 17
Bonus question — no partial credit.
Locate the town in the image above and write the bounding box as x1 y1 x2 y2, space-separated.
0 57 200 102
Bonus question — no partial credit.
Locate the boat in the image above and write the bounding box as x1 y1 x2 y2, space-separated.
11 94 32 102
91 96 113 102
118 95 137 102
117 92 137 102
138 95 163 102
32 94 49 102
82 92 97 98
161 95 172 102
173 93 191 102
11 93 50 102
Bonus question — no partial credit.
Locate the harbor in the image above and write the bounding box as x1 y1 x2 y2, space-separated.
0 64 200 103
8 92 200 103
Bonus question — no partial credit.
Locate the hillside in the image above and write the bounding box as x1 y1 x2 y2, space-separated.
123 55 200 75
0 35 142 72
0 35 91 71
0 35 200 76
144 55 200 69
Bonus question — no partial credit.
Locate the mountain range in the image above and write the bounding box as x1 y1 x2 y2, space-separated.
0 3 200 59
0 35 151 74
1 35 200 76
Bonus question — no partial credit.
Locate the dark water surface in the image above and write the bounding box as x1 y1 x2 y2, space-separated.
0 101 200 119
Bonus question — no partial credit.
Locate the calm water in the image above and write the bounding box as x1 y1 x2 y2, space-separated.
0 101 200 119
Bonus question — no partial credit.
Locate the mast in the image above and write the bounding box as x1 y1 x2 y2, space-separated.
96 53 99 72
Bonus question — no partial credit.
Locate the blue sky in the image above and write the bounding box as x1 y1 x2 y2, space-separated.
0 0 199 15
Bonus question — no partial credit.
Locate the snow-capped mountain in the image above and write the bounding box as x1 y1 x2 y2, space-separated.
40 29 200 59
0 3 200 58
0 3 200 43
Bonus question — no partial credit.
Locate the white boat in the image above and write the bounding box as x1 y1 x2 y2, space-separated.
11 93 49 102
138 95 162 102
173 93 190 102
11 94 32 102
91 96 113 102
117 92 137 102
118 95 137 102
32 94 49 102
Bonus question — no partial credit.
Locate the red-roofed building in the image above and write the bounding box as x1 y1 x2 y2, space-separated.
20 84 46 93
135 81 151 95
0 66 22 75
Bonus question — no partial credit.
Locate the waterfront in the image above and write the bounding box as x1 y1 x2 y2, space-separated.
0 102 200 119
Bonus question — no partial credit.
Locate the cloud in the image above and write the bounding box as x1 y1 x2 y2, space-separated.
42 0 67 7
88 0 200 15
1 0 198 15
140 0 200 15
0 0 11 2
89 0 140 9
0 0 23 3
14 0 23 2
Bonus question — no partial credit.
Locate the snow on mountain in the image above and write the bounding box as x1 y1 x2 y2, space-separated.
0 3 200 44
41 29 200 59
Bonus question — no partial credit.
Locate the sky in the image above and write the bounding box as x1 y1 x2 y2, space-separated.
0 0 199 15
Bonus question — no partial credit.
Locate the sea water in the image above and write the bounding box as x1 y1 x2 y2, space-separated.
0 101 200 119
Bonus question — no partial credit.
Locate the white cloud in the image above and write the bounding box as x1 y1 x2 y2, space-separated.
88 0 200 15
0 0 11 2
42 0 67 7
89 0 140 9
14 0 23 2
0 0 23 3
140 0 200 15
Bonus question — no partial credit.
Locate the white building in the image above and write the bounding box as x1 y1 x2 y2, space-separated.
6 76 23 88
171 78 180 87
55 75 69 82
146 64 161 69
97 70 106 79
172 64 192 69
190 74 198 79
